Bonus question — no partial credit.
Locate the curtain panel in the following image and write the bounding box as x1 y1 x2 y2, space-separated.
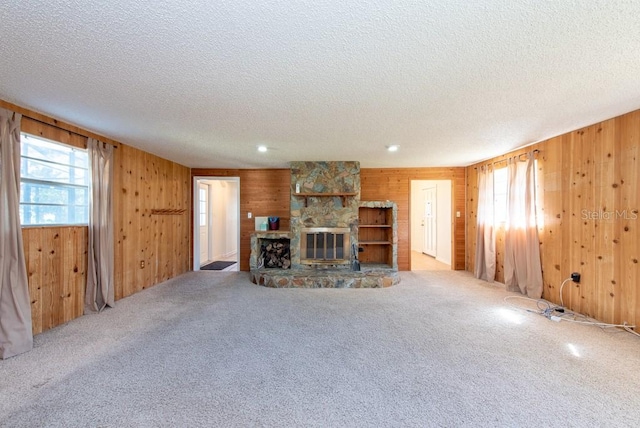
504 154 543 298
474 165 496 282
0 108 33 359
85 138 114 313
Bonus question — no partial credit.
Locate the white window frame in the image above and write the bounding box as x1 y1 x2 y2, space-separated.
19 133 90 226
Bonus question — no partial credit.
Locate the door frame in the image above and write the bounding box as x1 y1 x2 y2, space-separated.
198 182 212 263
192 176 241 270
409 179 454 270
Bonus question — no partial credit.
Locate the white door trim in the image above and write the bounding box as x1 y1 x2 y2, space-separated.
410 179 453 270
193 176 241 271
198 182 211 263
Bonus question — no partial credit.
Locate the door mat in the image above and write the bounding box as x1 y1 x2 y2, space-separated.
201 261 237 270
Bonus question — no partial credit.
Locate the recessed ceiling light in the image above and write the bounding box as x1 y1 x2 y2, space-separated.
387 145 399 152
258 145 268 152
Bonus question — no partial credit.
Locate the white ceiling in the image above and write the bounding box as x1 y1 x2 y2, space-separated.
2 0 640 169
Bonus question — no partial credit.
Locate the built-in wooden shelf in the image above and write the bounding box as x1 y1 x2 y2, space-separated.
358 203 397 268
294 192 358 207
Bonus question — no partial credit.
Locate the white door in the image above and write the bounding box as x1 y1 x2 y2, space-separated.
198 184 210 263
423 187 437 257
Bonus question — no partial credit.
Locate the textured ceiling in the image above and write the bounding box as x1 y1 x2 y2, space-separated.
2 0 640 168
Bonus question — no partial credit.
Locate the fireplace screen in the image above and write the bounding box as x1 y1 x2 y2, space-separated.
300 227 350 265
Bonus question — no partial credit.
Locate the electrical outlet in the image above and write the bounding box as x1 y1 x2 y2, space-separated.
140 260 145 269
571 272 580 283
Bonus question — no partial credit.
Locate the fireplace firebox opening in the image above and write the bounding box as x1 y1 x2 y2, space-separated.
300 227 351 265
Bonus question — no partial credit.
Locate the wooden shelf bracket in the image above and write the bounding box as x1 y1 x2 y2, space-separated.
151 208 186 215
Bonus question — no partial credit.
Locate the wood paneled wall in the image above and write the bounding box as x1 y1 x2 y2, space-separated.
361 168 466 271
193 167 466 272
23 227 87 334
191 169 292 271
466 109 640 326
114 145 191 300
3 100 191 334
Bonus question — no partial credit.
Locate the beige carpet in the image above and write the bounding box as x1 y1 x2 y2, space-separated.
1 270 639 427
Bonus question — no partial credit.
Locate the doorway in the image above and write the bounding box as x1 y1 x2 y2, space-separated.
410 180 452 271
198 182 211 263
193 177 240 271
422 186 437 257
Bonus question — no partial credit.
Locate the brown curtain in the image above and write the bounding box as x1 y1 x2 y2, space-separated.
85 138 114 313
504 153 543 298
0 108 33 359
474 165 496 282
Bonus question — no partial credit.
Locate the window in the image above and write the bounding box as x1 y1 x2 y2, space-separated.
199 188 207 226
493 167 507 223
20 134 89 226
491 159 539 227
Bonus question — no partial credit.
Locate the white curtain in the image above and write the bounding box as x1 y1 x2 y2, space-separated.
85 138 114 313
474 165 496 282
0 108 33 359
504 153 543 298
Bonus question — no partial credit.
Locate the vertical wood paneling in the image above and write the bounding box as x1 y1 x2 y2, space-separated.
114 146 191 299
466 108 640 326
23 230 43 334
592 121 616 321
40 210 58 328
466 168 478 274
22 227 87 334
617 112 640 326
538 136 563 306
558 132 573 305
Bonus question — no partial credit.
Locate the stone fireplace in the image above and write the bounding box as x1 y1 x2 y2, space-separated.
249 161 399 288
289 161 360 269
